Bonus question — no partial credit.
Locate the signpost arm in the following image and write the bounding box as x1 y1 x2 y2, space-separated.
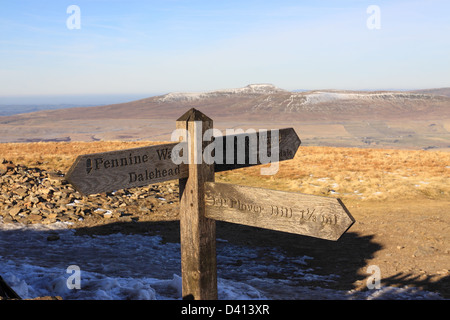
176 108 217 300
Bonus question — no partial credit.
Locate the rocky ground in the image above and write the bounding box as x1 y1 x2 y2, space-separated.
0 159 179 227
1 159 449 300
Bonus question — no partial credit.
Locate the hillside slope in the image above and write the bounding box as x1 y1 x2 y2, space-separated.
2 84 449 123
0 84 449 149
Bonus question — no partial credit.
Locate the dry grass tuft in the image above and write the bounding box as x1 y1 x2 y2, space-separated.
1 142 448 201
216 146 450 201
0 141 162 171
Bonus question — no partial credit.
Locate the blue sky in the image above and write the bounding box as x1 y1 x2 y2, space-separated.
0 0 449 99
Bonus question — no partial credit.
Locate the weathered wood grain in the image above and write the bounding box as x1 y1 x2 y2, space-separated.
66 126 301 195
204 182 355 241
66 142 186 195
66 127 300 195
177 108 217 300
214 127 301 172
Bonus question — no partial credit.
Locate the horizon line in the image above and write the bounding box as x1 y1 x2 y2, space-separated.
1 85 449 99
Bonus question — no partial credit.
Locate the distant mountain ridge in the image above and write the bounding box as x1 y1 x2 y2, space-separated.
1 84 449 121
408 87 450 98
0 84 449 148
1 84 449 123
157 84 288 102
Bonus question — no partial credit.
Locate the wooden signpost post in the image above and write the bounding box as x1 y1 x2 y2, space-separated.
66 108 355 300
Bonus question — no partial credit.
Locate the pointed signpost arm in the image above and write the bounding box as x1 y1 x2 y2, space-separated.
204 182 355 241
176 108 217 300
213 127 301 173
65 142 187 196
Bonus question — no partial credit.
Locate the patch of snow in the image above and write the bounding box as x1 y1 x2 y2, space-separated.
0 222 444 300
157 84 286 102
94 208 113 217
302 91 435 105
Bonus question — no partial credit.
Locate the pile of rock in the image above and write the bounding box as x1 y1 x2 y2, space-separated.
0 159 179 226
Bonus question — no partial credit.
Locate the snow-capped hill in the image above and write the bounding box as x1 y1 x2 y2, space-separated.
2 84 448 144
301 91 438 105
158 84 286 102
157 84 441 105
237 84 287 94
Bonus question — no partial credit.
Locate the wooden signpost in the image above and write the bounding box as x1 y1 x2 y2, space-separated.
213 127 301 173
66 142 187 195
66 128 300 195
205 182 353 241
66 108 355 300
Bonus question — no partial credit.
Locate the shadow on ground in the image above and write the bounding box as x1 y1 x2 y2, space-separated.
74 220 449 299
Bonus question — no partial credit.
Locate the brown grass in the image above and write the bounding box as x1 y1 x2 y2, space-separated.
0 141 162 171
1 142 449 202
217 146 450 201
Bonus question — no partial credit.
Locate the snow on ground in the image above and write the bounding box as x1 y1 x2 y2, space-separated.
302 91 433 105
0 222 443 300
157 84 286 102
